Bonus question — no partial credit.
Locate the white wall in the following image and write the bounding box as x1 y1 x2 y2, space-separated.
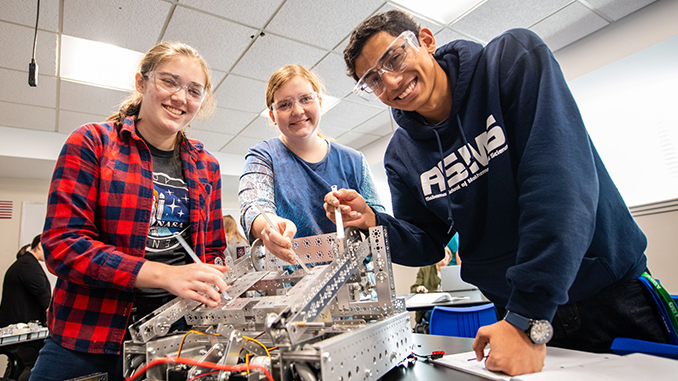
632 200 678 293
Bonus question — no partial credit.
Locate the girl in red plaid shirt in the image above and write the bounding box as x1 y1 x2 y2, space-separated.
32 42 229 381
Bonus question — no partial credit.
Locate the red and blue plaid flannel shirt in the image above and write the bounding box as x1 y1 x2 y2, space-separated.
42 116 226 354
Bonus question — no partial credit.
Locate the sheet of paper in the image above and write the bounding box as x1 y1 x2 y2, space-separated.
432 347 614 380
513 353 678 380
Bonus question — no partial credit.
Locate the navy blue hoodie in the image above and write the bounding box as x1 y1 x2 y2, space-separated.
375 29 647 320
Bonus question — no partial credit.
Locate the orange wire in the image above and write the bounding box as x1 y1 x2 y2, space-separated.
177 330 221 358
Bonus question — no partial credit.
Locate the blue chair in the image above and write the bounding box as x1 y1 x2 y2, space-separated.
610 275 678 359
610 337 678 360
429 303 496 338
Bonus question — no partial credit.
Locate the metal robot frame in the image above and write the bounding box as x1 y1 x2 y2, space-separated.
123 225 413 381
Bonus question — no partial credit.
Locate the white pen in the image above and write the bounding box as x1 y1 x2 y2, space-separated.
331 185 347 251
175 234 231 301
253 203 309 273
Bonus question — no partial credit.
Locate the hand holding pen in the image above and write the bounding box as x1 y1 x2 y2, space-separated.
176 234 232 301
134 236 229 308
253 203 309 273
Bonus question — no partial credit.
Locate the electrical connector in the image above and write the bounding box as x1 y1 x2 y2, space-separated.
430 350 445 360
28 59 38 87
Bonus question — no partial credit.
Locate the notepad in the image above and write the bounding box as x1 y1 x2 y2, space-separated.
407 292 470 306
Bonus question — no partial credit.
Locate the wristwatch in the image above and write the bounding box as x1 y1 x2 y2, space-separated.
503 311 553 345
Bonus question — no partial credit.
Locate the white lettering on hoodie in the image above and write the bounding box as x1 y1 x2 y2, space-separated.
421 115 507 199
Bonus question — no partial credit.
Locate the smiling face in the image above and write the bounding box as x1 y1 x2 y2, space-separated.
354 29 441 113
135 56 206 145
269 75 322 143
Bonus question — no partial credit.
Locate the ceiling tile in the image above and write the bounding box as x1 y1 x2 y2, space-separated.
435 27 481 47
220 135 263 156
333 36 351 55
211 69 227 88
320 124 353 139
191 107 258 135
331 4 457 54
313 52 356 99
321 100 384 132
57 110 109 134
378 3 445 35
343 92 389 109
0 23 58 76
352 110 394 136
585 0 656 21
0 68 56 107
450 0 572 43
531 2 609 52
185 129 235 154
178 0 283 29
1 0 60 32
266 0 384 50
63 0 170 52
214 74 267 114
336 131 381 150
164 6 259 73
238 116 279 140
0 101 56 131
230 34 327 81
59 80 130 116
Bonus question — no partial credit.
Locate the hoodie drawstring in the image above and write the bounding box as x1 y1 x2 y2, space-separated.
432 114 468 236
432 128 455 235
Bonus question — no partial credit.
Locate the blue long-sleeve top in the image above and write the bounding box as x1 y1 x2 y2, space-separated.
239 138 384 241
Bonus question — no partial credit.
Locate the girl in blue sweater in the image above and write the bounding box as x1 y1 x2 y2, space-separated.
239 64 384 263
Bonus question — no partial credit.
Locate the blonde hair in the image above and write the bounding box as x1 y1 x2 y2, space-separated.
107 41 216 147
265 64 331 140
223 215 246 243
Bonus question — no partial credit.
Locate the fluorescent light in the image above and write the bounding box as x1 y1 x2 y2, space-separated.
60 35 144 91
259 94 341 118
391 0 486 25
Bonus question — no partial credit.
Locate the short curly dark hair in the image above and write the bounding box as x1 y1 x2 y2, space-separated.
343 10 421 81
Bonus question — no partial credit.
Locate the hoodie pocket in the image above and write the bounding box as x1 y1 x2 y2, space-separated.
568 256 616 302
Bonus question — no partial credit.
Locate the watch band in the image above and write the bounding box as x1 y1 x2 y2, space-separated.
503 311 531 331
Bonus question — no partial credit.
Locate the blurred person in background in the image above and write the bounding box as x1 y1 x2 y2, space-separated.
223 214 249 262
0 234 51 381
409 245 452 333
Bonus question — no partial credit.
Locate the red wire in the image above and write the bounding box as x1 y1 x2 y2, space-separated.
124 357 274 381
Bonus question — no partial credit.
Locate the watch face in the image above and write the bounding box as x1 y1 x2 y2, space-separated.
529 320 554 345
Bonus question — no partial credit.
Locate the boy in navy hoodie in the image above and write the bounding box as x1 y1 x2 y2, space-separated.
323 10 668 376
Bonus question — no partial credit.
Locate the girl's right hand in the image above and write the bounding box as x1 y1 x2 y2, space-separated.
136 261 229 307
255 214 298 264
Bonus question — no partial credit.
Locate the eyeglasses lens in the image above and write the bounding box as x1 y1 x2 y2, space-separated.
273 93 317 112
153 73 205 102
353 31 419 98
